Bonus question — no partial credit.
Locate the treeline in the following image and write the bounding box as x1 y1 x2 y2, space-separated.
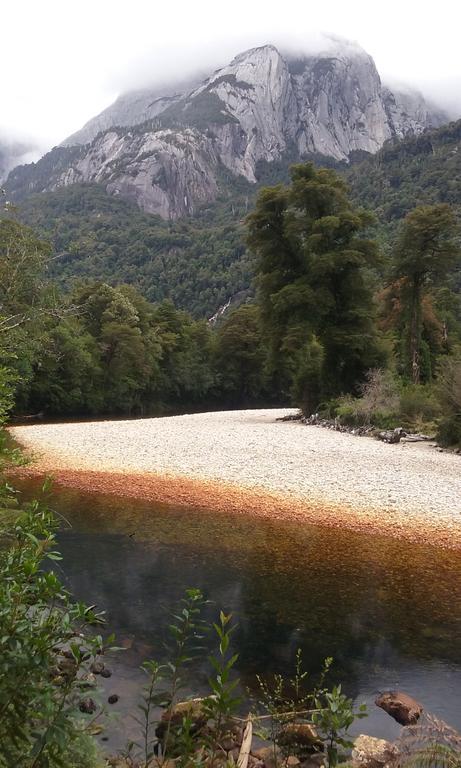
247 163 461 446
0 218 272 417
2 160 461 447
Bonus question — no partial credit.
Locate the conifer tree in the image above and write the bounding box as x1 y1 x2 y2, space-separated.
247 163 382 411
393 204 460 384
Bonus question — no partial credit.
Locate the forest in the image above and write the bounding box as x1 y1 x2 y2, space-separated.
1 158 461 446
10 119 461 321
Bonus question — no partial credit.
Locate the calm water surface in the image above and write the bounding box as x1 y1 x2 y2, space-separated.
16 478 461 749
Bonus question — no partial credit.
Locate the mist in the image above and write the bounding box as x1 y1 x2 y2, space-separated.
2 0 461 154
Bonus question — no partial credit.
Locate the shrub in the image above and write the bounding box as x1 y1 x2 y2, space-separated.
335 369 400 428
0 486 110 767
399 384 440 431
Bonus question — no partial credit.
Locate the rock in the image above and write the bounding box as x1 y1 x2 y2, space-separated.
352 734 399 768
108 694 119 704
375 691 423 725
57 658 77 680
278 723 323 750
155 697 208 741
78 672 97 689
90 661 105 674
300 755 326 768
100 667 112 678
286 757 301 767
252 745 282 768
7 43 445 219
220 723 244 751
79 697 97 714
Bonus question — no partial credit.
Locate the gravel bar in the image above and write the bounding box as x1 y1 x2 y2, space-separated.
9 408 461 549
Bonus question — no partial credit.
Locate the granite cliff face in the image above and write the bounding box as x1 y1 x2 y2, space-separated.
6 41 448 218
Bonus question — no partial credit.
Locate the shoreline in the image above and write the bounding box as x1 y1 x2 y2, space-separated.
11 464 461 551
9 408 461 551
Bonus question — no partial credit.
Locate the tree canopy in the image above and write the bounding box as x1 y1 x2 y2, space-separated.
247 163 383 412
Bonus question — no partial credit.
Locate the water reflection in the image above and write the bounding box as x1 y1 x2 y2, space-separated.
14 478 461 748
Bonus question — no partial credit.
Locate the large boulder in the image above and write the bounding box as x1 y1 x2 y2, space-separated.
278 723 323 751
252 745 283 768
352 734 399 768
155 697 208 741
375 691 423 726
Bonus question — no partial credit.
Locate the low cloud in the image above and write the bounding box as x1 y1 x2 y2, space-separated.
2 0 461 154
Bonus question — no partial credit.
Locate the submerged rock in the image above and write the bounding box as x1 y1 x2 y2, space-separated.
79 697 97 714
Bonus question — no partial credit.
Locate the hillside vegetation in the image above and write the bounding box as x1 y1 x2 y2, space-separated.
10 120 461 318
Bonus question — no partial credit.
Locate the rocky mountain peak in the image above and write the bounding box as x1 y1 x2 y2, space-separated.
5 41 451 219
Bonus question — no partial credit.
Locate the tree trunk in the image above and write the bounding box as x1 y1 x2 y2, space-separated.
409 276 422 384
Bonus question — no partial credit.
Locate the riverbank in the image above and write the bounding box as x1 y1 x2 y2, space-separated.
9 408 461 550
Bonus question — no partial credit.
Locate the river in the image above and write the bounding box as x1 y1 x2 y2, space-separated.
15 476 461 753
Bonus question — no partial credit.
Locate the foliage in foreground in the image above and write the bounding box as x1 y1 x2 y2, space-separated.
120 590 367 768
0 481 112 767
0 362 108 766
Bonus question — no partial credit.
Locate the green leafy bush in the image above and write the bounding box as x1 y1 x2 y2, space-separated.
399 384 440 431
313 685 367 768
335 369 400 428
0 485 110 767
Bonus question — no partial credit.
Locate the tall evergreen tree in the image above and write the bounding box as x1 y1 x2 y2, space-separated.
393 204 460 384
247 163 382 412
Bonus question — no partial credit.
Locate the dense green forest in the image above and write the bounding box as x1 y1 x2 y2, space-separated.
0 216 273 417
9 120 461 320
1 156 461 445
15 183 253 319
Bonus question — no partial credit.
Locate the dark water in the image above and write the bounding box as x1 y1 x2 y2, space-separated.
14 478 461 748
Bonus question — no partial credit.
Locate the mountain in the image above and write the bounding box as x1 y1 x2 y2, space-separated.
61 77 201 148
13 118 461 319
5 41 447 219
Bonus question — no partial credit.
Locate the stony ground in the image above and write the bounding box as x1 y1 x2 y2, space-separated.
10 408 461 547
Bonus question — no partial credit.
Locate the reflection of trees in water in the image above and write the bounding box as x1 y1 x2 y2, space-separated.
231 522 461 699
35 474 461 699
57 505 461 710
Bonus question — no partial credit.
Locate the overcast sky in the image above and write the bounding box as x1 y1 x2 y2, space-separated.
2 0 461 152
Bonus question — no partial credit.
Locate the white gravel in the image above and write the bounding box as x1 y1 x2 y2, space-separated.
10 408 461 525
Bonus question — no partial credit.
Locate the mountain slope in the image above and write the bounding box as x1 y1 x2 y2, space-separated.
11 119 461 318
5 41 447 219
346 119 461 221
